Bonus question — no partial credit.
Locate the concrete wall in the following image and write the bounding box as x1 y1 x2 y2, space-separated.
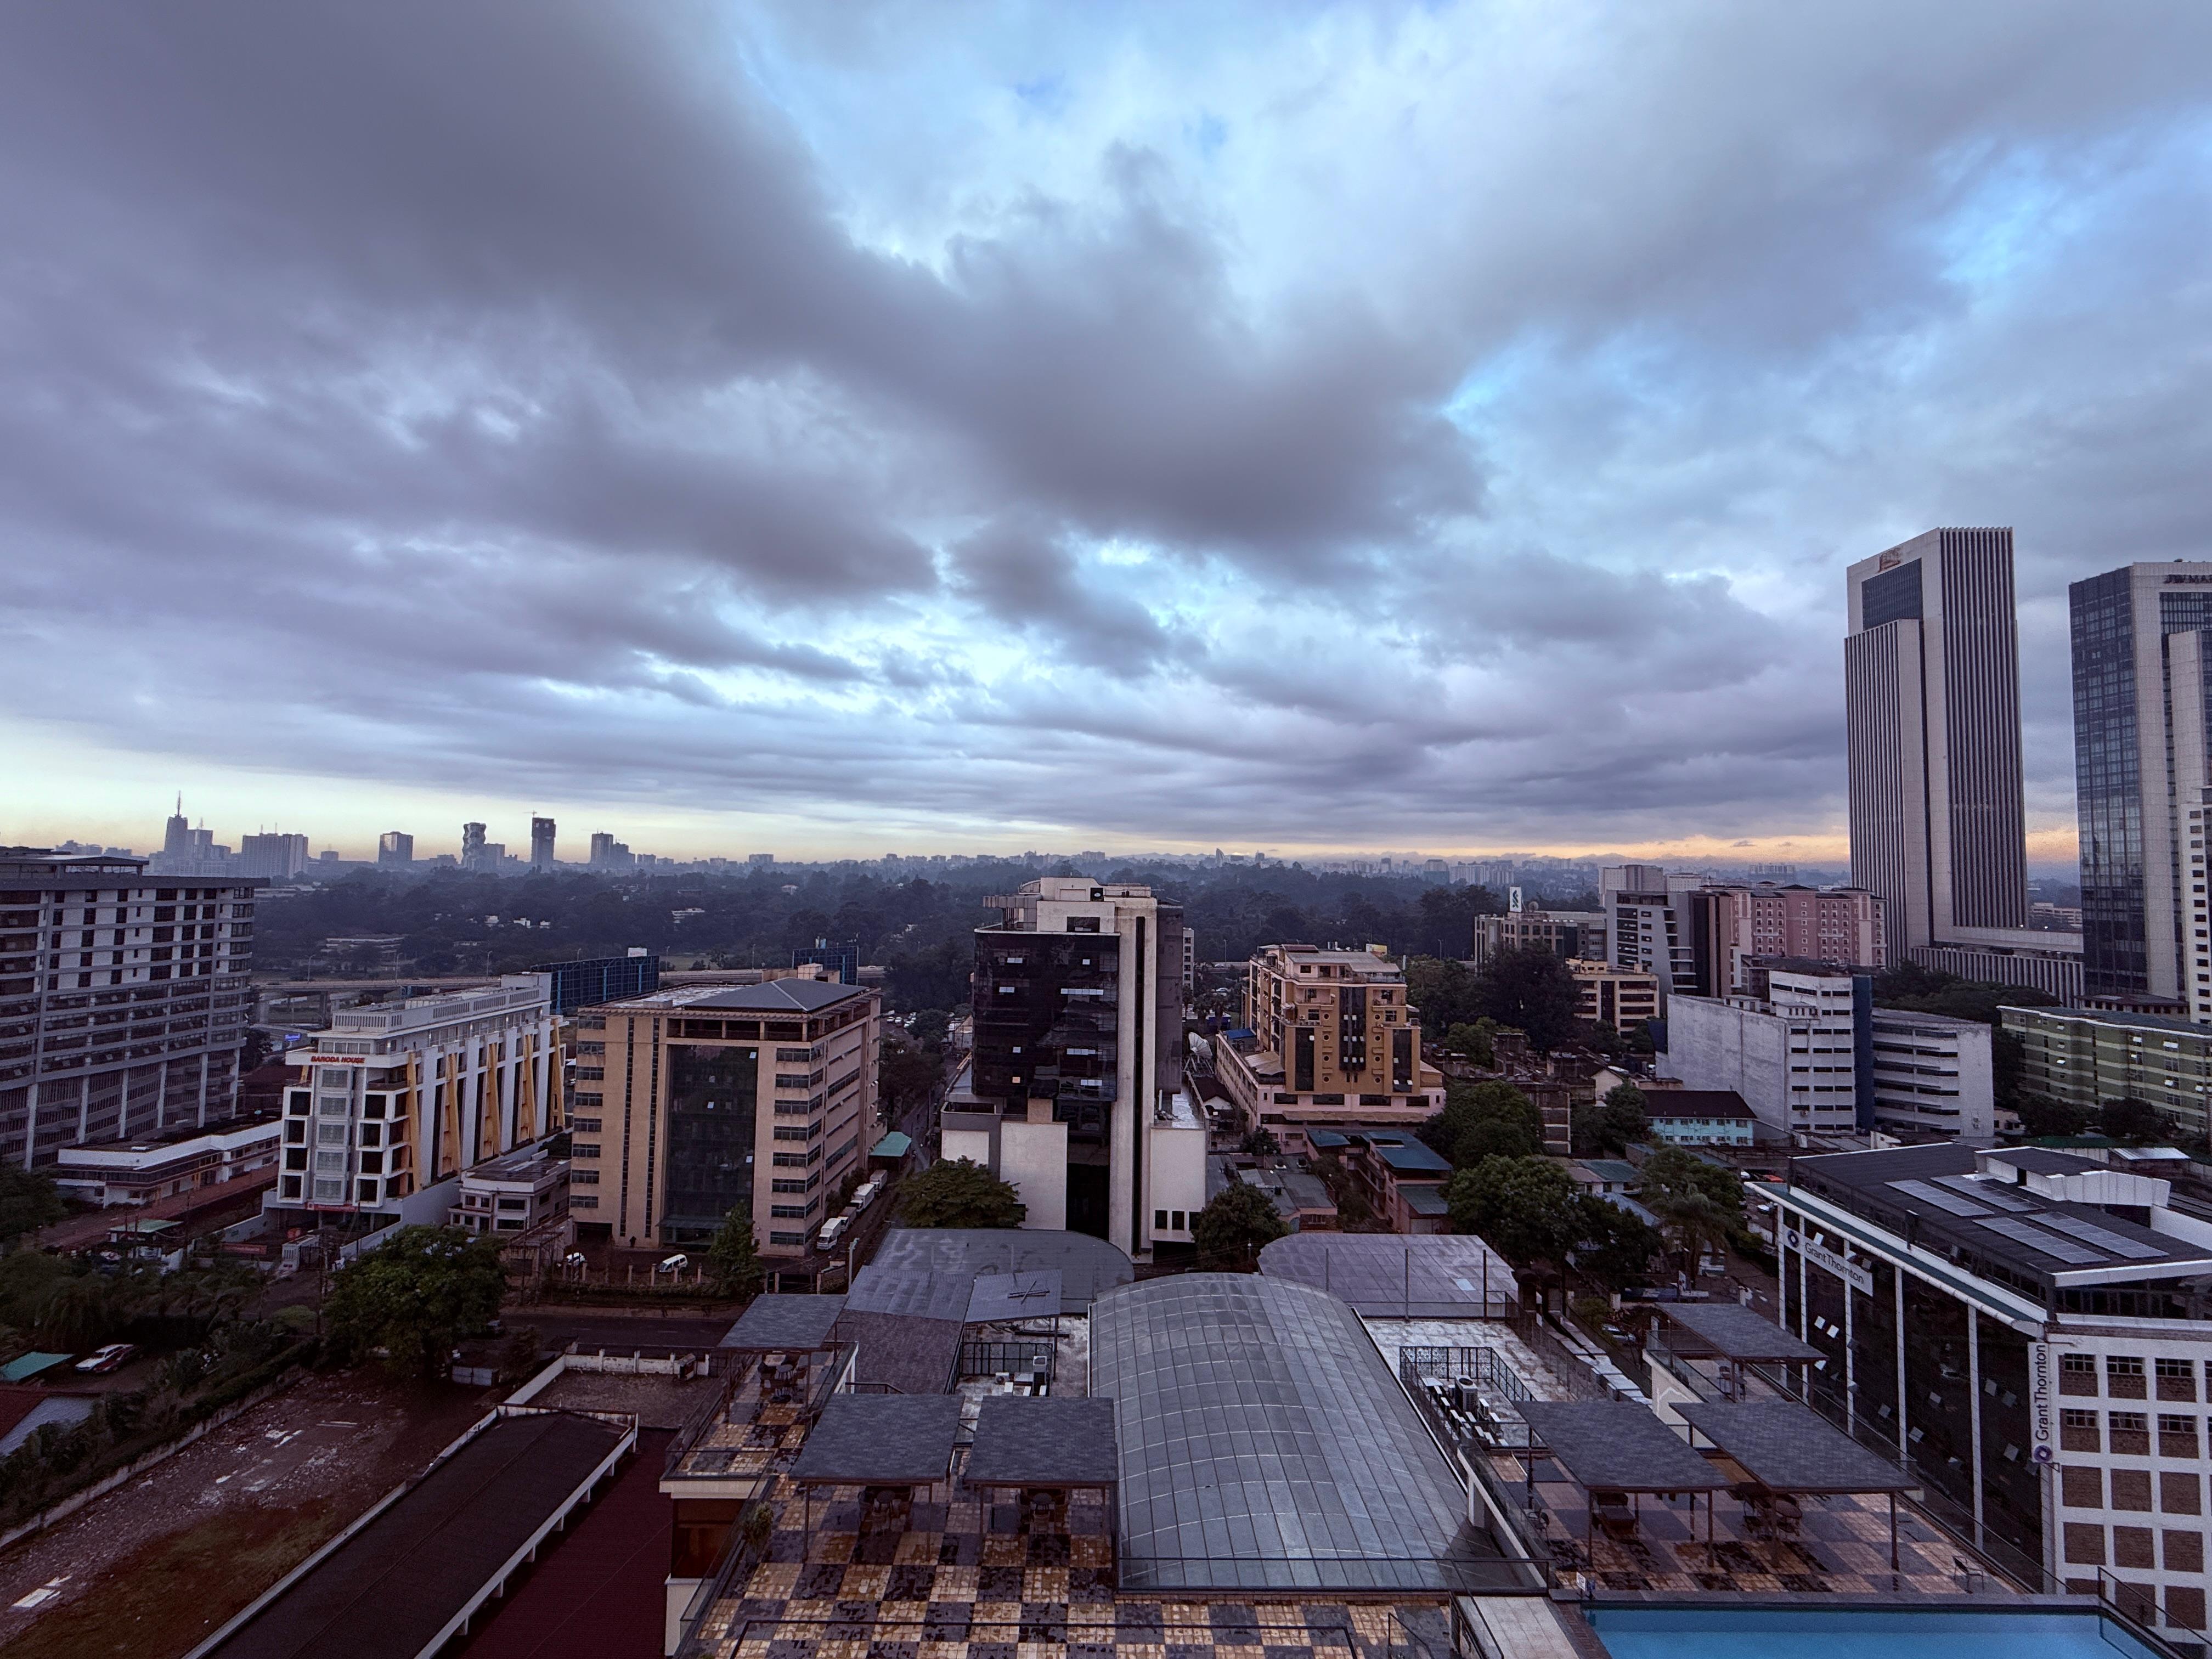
1660 997 1793 1135
1000 1116 1069 1231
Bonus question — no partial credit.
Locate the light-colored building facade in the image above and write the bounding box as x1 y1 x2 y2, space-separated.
1699 884 1887 991
1215 944 1446 1136
2005 1005 2212 1141
270 975 558 1221
1566 958 1660 1029
571 979 879 1257
945 879 1186 1255
1601 865 1705 997
54 1116 281 1206
1867 1007 1995 1144
448 1142 569 1236
1661 962 1868 1136
0 848 261 1169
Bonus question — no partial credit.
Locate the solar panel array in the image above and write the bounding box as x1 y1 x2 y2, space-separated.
2032 1212 2168 1261
1974 1216 2102 1265
1886 1178 1991 1217
1935 1174 2034 1212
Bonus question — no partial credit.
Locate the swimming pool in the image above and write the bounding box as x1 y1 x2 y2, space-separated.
1585 1605 2165 1659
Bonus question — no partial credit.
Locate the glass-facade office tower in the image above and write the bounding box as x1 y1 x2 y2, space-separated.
1844 528 2030 952
2072 563 2212 1012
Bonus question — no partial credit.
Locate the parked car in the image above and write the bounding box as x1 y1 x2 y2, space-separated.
75 1343 137 1374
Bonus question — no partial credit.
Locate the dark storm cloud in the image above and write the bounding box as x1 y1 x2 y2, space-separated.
3 1 2211 850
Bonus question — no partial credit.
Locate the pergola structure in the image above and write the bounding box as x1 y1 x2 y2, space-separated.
1652 1302 1822 1398
1679 1398 1922 1570
964 1395 1117 1495
788 1394 962 1531
1517 1401 1729 1555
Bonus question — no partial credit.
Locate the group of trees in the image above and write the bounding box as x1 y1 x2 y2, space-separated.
1407 947 1601 1054
1442 1143 1744 1297
1421 1079 1547 1165
321 1226 508 1376
1572 1083 1651 1158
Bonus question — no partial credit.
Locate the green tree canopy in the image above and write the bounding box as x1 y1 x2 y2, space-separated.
1240 1126 1282 1158
1191 1182 1288 1268
2015 1092 2093 1137
323 1225 507 1378
707 1208 764 1294
1471 947 1581 1051
896 1158 1026 1229
1635 1149 1743 1273
2098 1097 2166 1144
1572 1082 1650 1158
1441 1019 1500 1068
1403 957 1482 1031
1444 1155 1583 1278
1572 1199 1662 1294
1424 1079 1544 1166
0 1166 65 1245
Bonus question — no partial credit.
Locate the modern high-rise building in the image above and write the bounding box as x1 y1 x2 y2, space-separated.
531 816 557 870
0 848 262 1167
1845 528 2031 952
376 831 414 867
2072 562 2212 1013
587 831 633 870
237 832 309 881
461 822 488 870
941 878 1190 1253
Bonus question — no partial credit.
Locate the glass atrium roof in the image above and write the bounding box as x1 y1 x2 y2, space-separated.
1090 1273 1503 1592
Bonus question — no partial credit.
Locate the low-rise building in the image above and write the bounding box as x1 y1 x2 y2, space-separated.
1869 1007 1995 1143
571 979 880 1257
1643 1088 1759 1146
1661 960 1869 1137
54 1115 281 1206
448 1143 569 1236
1215 944 1445 1136
2005 1006 2212 1143
1332 1129 1453 1233
268 975 559 1223
1229 1159 1339 1233
1566 958 1661 1029
1470 908 1605 966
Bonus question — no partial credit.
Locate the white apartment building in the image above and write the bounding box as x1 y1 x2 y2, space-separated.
54 1116 281 1206
270 975 558 1222
1869 1007 1996 1144
449 1142 569 1237
1601 865 1703 998
1661 961 1866 1136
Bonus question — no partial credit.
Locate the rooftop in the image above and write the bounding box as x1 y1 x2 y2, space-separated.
869 1228 1133 1312
1646 1091 1757 1121
585 978 871 1014
1259 1232 1519 1317
720 1294 847 1353
1790 1141 2212 1290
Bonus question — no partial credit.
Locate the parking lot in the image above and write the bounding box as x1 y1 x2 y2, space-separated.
0 1369 493 1659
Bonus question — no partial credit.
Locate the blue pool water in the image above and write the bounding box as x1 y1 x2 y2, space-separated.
1587 1606 2163 1659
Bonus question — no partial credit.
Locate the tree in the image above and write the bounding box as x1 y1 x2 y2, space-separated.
879 1041 941 1118
0 1166 65 1245
1441 1020 1498 1068
2098 1097 2166 1144
1571 1198 1662 1293
323 1226 507 1378
1572 1084 1649 1158
1423 1079 1544 1166
1444 1155 1584 1286
1636 1149 1743 1274
707 1208 764 1295
897 1159 1026 1229
1403 957 1482 1031
2016 1092 2092 1137
1471 947 1581 1051
1191 1183 1288 1268
1240 1127 1282 1158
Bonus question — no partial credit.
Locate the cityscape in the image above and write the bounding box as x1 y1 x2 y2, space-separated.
4 12 2212 1659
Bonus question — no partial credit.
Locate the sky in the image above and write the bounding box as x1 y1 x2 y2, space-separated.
4 3 2211 865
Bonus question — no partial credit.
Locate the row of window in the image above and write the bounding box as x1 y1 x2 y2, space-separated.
2059 1408 2211 1453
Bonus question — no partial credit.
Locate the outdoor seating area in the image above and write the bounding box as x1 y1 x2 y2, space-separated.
1496 1396 2000 1597
665 1344 846 1488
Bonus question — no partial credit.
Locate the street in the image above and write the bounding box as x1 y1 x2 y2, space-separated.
505 1308 737 1354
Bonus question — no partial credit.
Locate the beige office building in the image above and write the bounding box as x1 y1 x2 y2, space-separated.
569 980 879 1257
1217 944 1445 1132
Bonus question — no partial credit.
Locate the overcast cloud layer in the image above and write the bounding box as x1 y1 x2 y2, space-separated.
4 2 2211 857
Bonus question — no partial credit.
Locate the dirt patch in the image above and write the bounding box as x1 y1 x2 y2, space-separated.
0 1369 493 1659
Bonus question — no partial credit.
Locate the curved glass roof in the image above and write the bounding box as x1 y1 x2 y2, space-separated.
1091 1273 1503 1592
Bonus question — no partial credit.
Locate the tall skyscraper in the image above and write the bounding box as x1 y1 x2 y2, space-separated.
530 815 556 870
461 822 487 867
2072 562 2212 1012
377 831 414 867
237 832 309 880
162 795 190 859
1844 528 2030 952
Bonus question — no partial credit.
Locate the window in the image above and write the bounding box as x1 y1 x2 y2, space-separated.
1154 1209 1168 1230
572 1118 602 1134
2111 1356 2149 1400
1172 1210 1186 1230
770 1231 805 1246
571 1143 601 1159
2062 1408 2100 1452
2111 1410 2152 1454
